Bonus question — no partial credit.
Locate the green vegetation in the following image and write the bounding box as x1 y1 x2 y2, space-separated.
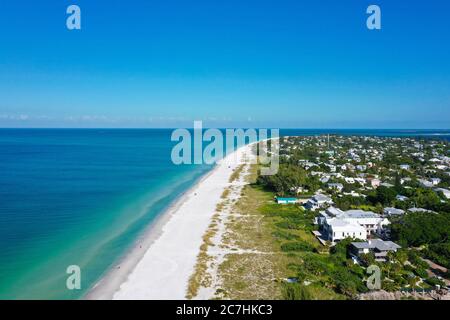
390 212 450 247
216 135 450 300
229 164 246 183
256 163 319 196
424 243 450 269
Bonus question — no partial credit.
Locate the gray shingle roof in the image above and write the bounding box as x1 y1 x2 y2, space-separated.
351 239 401 251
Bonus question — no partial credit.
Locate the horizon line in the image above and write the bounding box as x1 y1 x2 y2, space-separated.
0 127 450 131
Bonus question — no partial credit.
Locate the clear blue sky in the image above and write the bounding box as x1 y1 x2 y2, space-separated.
0 0 449 128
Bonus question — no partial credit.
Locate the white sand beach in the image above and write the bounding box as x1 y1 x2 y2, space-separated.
86 143 254 300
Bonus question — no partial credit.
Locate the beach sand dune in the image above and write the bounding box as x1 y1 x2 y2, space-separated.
87 144 252 300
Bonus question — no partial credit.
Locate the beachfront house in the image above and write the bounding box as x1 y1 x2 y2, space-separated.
350 239 401 263
317 207 387 242
322 219 367 242
276 197 298 205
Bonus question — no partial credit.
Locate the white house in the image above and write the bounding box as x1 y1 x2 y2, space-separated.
383 207 405 216
318 207 386 242
419 179 434 188
400 177 412 185
430 178 441 186
345 177 355 184
396 195 409 201
320 176 331 184
408 207 436 214
323 219 367 242
342 209 387 236
434 188 450 199
356 165 367 172
328 183 344 192
368 178 381 188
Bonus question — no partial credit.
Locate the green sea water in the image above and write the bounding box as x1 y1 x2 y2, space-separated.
0 129 212 299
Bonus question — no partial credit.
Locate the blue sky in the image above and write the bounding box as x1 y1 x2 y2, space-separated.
0 0 449 128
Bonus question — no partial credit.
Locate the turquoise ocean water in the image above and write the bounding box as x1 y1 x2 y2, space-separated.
0 128 448 299
0 129 213 299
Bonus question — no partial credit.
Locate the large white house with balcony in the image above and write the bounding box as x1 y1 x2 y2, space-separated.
322 219 367 242
317 207 388 243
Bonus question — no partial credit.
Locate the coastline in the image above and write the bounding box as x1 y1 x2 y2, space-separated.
86 143 253 300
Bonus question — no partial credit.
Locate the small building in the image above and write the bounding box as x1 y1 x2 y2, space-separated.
317 207 387 242
419 179 434 188
396 195 409 202
356 165 367 172
399 164 411 171
408 207 436 214
434 188 450 199
368 178 381 188
350 239 401 262
328 183 344 192
383 207 405 216
400 177 412 185
320 176 330 184
345 177 355 184
276 197 298 205
430 178 442 186
380 182 394 188
304 194 333 211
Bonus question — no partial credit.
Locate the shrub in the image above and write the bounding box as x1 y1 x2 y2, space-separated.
282 283 313 300
281 241 314 252
272 230 299 241
425 277 446 288
424 242 450 269
413 267 428 279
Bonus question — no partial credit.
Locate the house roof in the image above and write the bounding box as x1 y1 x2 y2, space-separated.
326 206 344 216
313 194 332 202
384 207 405 215
344 210 379 219
408 207 436 213
351 239 401 251
277 197 297 201
328 183 343 187
327 219 366 232
434 188 450 194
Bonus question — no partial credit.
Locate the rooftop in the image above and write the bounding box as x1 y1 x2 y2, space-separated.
351 239 401 251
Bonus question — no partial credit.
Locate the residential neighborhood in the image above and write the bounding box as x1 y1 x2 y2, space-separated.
257 135 450 299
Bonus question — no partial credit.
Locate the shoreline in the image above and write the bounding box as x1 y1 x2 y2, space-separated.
86 143 253 300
